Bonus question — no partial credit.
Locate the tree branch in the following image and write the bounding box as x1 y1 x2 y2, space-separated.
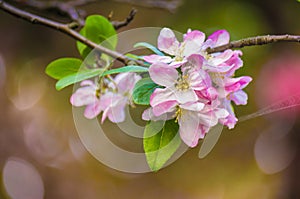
0 0 141 65
111 8 137 30
2 1 300 66
13 0 96 26
207 34 300 53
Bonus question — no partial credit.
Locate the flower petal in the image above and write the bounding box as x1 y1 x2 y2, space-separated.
225 76 252 93
143 55 173 64
186 54 204 71
224 50 243 76
142 107 175 121
107 98 127 123
70 86 97 107
207 30 230 48
169 60 187 68
178 110 201 147
175 89 198 104
152 100 177 116
149 62 178 87
84 101 102 119
230 90 248 105
114 72 141 94
208 50 234 66
157 28 179 55
180 101 205 111
150 88 176 107
183 30 205 57
188 69 211 90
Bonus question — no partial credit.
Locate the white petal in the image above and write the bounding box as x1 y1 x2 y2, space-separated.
178 110 201 147
175 89 198 104
158 28 180 55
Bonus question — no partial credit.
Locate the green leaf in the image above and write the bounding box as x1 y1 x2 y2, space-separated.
134 42 164 56
132 78 159 105
55 68 104 90
144 119 181 171
102 65 148 76
77 15 117 58
45 58 82 80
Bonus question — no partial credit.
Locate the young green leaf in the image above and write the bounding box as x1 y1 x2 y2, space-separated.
134 42 164 56
77 15 117 58
132 78 159 105
45 58 82 80
55 68 104 90
144 119 181 172
102 65 148 76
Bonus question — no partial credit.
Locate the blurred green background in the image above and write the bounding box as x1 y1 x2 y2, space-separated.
1 0 300 198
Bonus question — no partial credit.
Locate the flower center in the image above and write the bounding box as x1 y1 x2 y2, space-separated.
175 75 190 91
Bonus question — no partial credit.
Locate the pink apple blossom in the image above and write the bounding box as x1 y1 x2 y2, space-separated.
70 72 141 122
144 28 206 67
141 27 252 147
148 61 210 113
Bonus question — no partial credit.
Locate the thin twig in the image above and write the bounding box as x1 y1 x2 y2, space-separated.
13 0 96 26
207 35 300 53
0 0 140 65
111 8 137 30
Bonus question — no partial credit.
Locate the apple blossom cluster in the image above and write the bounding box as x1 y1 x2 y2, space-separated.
142 28 252 147
70 27 252 148
70 72 141 122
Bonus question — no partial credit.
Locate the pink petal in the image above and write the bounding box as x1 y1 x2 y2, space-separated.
114 72 141 94
186 54 204 70
152 100 178 116
142 108 153 121
225 76 252 93
169 60 187 68
107 99 127 123
98 92 119 109
220 114 238 129
207 30 230 48
224 50 243 76
143 55 173 64
70 87 97 107
209 50 234 66
196 87 218 102
84 101 102 119
188 69 211 90
149 62 178 87
219 100 238 129
150 88 176 107
183 30 205 57
178 110 201 147
214 108 229 119
230 90 248 105
198 125 210 139
157 28 179 55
